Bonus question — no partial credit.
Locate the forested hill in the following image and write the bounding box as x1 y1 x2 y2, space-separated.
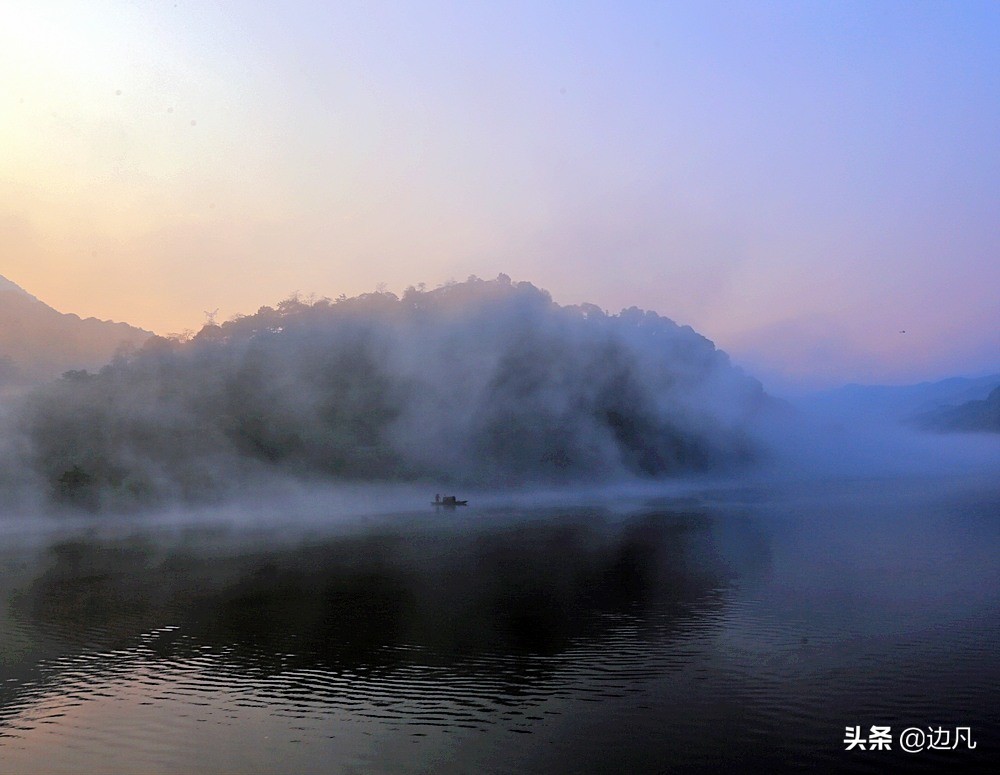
6 275 768 511
0 274 151 385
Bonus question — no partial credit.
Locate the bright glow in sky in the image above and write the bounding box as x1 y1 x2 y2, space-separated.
1 0 997 391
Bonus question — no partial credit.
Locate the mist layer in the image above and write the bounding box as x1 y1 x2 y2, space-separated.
2 276 766 512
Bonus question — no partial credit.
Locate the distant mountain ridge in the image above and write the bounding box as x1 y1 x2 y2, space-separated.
0 275 35 298
796 373 1000 424
914 385 1000 433
0 274 152 385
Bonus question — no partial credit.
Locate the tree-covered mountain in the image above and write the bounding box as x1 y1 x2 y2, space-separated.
4 275 768 512
0 274 151 385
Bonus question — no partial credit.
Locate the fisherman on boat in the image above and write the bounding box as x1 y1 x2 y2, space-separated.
432 494 468 507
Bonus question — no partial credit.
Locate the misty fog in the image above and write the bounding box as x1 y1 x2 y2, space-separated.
0 275 772 515
0 274 995 520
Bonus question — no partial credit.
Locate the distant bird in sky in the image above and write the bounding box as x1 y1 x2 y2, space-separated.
899 330 906 333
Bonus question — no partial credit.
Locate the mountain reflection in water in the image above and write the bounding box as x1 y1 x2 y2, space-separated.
1 483 997 773
12 511 737 664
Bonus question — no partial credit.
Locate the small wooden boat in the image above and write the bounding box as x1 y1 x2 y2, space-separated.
432 495 468 507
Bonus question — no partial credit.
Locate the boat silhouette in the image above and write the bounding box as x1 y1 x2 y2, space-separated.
433 494 468 507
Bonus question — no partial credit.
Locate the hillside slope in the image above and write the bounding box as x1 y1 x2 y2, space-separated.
914 385 1000 433
0 275 151 384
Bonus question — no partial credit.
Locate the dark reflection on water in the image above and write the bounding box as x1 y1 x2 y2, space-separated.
12 512 736 666
1 480 998 773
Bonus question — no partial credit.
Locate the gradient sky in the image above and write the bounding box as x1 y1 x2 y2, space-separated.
1 0 997 391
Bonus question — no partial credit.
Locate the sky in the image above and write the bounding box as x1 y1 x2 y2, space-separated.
1 0 997 392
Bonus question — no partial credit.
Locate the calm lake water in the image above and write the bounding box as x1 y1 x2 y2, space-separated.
1 475 997 773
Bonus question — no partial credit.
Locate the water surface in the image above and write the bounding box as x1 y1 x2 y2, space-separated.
1 475 997 773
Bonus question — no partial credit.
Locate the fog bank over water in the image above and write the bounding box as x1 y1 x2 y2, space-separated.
0 274 995 520
0 276 771 515
757 375 1000 483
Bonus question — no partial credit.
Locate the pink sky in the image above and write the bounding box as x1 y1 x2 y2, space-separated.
2 1 997 391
